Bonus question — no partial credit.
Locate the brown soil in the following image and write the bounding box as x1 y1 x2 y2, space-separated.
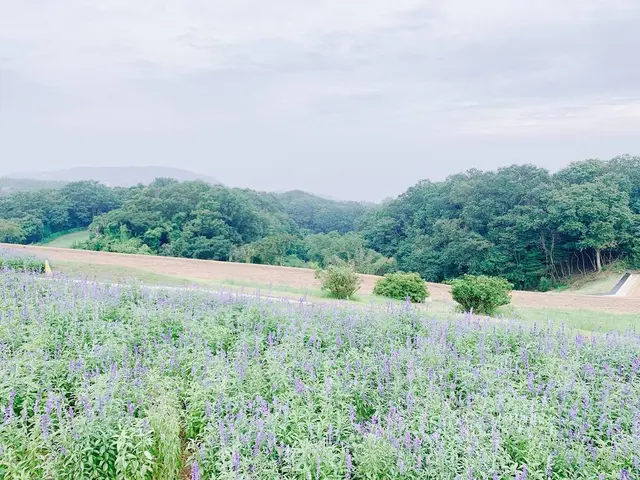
629 275 640 298
3 244 640 314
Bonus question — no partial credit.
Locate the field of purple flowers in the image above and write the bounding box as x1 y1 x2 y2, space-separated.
1 273 639 479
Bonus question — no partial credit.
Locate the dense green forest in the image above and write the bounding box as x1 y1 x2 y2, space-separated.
1 155 639 290
0 178 389 274
0 181 123 243
362 155 640 289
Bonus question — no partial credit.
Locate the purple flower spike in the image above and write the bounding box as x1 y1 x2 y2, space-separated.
191 460 201 480
232 450 241 472
345 450 353 480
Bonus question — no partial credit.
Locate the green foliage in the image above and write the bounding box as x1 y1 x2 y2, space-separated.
76 181 303 261
536 276 558 292
238 233 301 266
315 263 362 299
0 251 46 273
6 180 394 269
37 227 87 245
4 154 640 293
451 274 512 315
373 272 429 303
0 180 123 243
363 156 640 290
304 232 396 275
548 179 634 271
2 274 640 479
0 219 26 243
275 190 371 234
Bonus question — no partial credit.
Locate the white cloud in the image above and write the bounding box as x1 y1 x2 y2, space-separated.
0 0 429 85
1 0 639 199
3 0 636 84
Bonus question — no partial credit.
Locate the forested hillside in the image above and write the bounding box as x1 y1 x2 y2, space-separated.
0 181 123 243
1 155 639 290
362 155 640 289
0 177 387 273
275 190 370 234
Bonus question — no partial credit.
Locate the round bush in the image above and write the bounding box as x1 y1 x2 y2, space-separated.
373 272 429 303
451 275 512 315
315 264 362 300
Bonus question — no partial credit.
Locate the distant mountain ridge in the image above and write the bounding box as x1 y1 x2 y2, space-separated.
0 178 68 195
7 166 220 188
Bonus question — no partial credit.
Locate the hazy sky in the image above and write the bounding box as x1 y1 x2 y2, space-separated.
1 1 639 201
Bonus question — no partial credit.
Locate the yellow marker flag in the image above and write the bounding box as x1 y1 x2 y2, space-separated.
45 260 53 276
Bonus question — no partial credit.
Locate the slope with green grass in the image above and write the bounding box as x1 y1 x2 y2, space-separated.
558 270 625 295
40 230 90 248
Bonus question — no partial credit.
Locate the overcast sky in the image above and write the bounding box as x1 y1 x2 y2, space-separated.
1 1 639 201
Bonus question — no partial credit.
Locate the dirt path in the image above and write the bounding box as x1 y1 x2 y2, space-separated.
3 244 640 314
628 275 640 298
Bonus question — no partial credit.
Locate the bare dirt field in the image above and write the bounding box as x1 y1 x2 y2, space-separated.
3 244 640 314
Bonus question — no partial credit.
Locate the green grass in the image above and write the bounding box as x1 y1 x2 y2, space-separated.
498 305 639 333
40 229 90 248
52 260 323 298
52 260 410 306
50 260 639 333
559 272 622 295
52 261 199 287
411 296 639 333
204 277 322 297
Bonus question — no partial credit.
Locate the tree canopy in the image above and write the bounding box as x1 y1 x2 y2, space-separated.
1 155 638 290
0 181 124 243
362 156 640 289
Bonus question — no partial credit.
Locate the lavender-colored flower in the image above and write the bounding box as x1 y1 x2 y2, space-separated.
3 390 15 423
345 450 353 480
232 450 241 472
40 413 50 438
191 460 201 480
632 357 640 375
516 465 528 480
527 372 534 392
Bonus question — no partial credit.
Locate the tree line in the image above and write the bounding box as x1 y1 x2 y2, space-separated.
0 177 388 273
1 155 638 290
0 181 123 244
361 155 640 289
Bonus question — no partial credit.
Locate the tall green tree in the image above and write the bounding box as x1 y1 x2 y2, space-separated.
0 220 25 243
548 180 634 271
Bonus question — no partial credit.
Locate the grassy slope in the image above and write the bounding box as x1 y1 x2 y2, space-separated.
49 259 640 334
498 305 639 333
558 271 623 295
40 230 90 248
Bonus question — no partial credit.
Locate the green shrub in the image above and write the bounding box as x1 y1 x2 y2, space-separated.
537 276 558 292
373 272 429 303
451 275 512 315
0 256 46 273
315 264 362 300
